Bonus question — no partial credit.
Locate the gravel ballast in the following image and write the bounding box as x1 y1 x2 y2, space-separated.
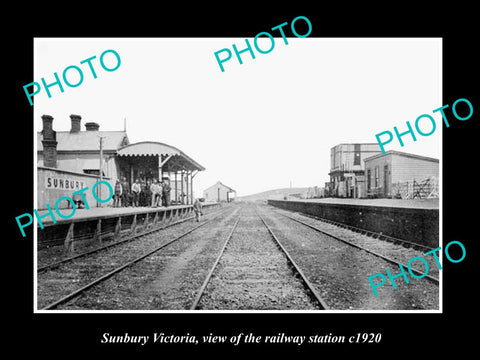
258 205 439 310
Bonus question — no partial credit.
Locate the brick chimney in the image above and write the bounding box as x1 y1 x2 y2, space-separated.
70 114 81 133
85 122 100 131
41 115 57 168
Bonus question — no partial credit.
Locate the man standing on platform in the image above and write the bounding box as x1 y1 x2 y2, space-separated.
121 176 130 207
114 179 123 208
140 180 148 206
150 178 161 207
193 198 203 222
131 178 141 207
162 177 171 207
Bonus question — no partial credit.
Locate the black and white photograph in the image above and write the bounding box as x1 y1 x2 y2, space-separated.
9 6 477 356
33 37 442 312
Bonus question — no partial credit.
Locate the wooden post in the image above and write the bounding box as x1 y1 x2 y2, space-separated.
64 223 74 253
130 214 137 234
191 170 199 205
180 171 184 205
98 137 103 208
144 213 149 230
175 171 178 204
153 211 159 226
114 217 122 240
93 219 102 244
190 172 194 204
130 166 134 189
185 171 189 205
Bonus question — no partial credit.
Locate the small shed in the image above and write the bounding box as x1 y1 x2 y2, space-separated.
203 181 236 203
364 150 439 198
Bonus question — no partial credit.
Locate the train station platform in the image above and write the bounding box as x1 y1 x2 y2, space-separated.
36 204 198 227
267 198 439 248
36 203 221 250
296 197 439 209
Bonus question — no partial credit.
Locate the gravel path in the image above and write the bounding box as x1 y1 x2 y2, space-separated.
258 204 439 310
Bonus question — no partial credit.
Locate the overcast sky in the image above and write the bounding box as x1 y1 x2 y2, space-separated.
34 38 442 197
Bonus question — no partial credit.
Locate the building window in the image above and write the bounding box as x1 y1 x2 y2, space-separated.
354 144 361 165
83 169 105 177
384 165 389 190
374 166 379 188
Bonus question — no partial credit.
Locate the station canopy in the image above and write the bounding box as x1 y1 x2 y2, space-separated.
116 141 205 172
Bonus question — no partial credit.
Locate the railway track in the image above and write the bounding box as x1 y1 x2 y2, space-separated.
38 207 234 310
37 207 224 273
38 203 439 311
257 204 439 309
289 211 434 252
275 210 439 284
190 206 329 310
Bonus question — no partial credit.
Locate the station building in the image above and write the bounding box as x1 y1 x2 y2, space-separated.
363 150 439 198
328 143 382 198
203 181 236 203
37 114 129 177
37 114 205 209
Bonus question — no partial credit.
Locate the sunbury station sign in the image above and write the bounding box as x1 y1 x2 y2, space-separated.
16 180 113 237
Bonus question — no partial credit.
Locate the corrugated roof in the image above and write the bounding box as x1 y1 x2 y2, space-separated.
117 141 182 157
117 141 205 171
37 131 128 152
364 150 439 163
204 181 236 193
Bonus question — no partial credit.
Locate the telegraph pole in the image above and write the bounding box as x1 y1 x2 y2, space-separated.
98 136 105 207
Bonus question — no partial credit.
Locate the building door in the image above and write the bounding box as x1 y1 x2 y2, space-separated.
367 169 371 191
384 165 389 197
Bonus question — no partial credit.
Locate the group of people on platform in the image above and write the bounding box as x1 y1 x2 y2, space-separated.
113 176 172 208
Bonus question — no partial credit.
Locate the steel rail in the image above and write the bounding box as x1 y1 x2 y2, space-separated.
284 210 435 252
278 212 439 284
37 208 225 273
40 210 229 310
256 210 330 310
189 217 241 310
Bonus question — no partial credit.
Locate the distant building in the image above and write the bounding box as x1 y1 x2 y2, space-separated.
203 181 236 202
328 143 382 198
363 150 439 198
306 186 325 199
